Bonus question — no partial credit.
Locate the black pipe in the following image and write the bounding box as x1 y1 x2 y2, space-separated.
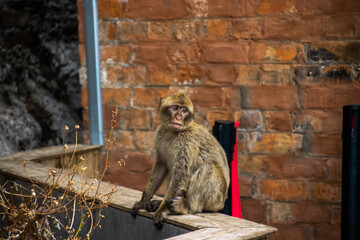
341 105 360 240
213 120 236 216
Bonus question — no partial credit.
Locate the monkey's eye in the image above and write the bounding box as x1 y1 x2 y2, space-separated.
172 105 179 111
181 107 188 113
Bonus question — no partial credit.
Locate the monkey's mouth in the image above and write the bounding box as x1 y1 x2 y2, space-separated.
169 122 183 129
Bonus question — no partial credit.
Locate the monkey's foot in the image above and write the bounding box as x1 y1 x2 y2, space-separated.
153 211 166 229
146 200 161 212
131 201 147 217
166 196 190 214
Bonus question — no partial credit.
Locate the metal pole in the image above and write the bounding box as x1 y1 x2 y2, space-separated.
341 105 360 240
213 121 236 216
83 0 103 146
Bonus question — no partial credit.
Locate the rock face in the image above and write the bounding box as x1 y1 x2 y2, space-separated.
0 0 82 155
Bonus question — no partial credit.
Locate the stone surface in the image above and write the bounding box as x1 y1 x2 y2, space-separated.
0 0 82 155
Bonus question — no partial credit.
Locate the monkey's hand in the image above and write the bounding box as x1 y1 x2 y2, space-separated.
153 210 165 229
131 201 147 217
145 200 162 212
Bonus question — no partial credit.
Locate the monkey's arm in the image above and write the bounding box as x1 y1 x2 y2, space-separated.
153 155 191 228
131 158 168 217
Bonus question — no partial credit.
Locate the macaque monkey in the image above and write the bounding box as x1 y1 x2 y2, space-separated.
131 92 230 228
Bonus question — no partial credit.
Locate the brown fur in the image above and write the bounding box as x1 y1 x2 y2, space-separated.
131 92 230 228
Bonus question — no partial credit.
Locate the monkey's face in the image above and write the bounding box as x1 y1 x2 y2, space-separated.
159 92 194 131
167 105 190 130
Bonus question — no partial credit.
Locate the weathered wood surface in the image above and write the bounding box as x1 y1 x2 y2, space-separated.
0 146 277 240
0 144 100 178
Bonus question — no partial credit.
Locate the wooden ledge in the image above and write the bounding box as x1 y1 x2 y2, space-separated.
0 147 277 240
0 144 101 162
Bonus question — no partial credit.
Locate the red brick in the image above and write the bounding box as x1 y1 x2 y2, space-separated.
187 87 234 108
150 110 161 129
175 20 206 42
117 44 132 63
325 16 357 38
105 21 117 41
249 42 305 63
134 44 169 64
234 110 263 130
307 134 342 156
167 45 191 64
256 0 298 15
237 155 266 174
102 105 121 130
244 86 300 110
112 130 136 151
202 42 249 63
323 65 352 84
307 41 360 63
262 64 291 85
314 224 341 240
293 65 322 85
270 202 292 223
240 132 303 154
205 19 231 40
261 179 308 201
233 18 263 39
238 174 252 197
293 110 342 134
264 16 325 41
78 43 86 64
81 88 131 107
97 0 124 19
124 0 192 20
103 151 154 191
234 65 261 85
104 64 120 84
264 111 292 132
133 88 169 107
241 199 267 222
135 130 156 151
268 223 314 240
331 206 341 225
223 87 242 109
148 65 175 85
205 65 237 85
296 0 360 15
101 88 131 107
265 154 327 180
292 201 331 223
176 65 204 85
207 0 256 17
206 110 233 127
77 0 85 44
117 20 147 42
311 182 341 203
147 21 174 41
326 158 342 182
100 45 118 62
121 65 147 85
122 109 150 129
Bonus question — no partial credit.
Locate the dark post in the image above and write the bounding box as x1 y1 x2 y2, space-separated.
213 121 236 216
341 105 360 240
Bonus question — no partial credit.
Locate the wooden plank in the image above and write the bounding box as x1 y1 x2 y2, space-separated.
0 147 277 239
0 144 101 162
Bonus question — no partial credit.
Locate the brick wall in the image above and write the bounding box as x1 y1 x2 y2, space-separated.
77 0 360 239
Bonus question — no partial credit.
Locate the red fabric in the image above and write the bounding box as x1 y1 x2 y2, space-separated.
231 121 242 218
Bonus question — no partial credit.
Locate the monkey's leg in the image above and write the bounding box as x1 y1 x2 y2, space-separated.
131 159 168 217
166 189 191 214
186 161 227 213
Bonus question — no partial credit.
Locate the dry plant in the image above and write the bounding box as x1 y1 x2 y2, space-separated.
0 108 123 239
